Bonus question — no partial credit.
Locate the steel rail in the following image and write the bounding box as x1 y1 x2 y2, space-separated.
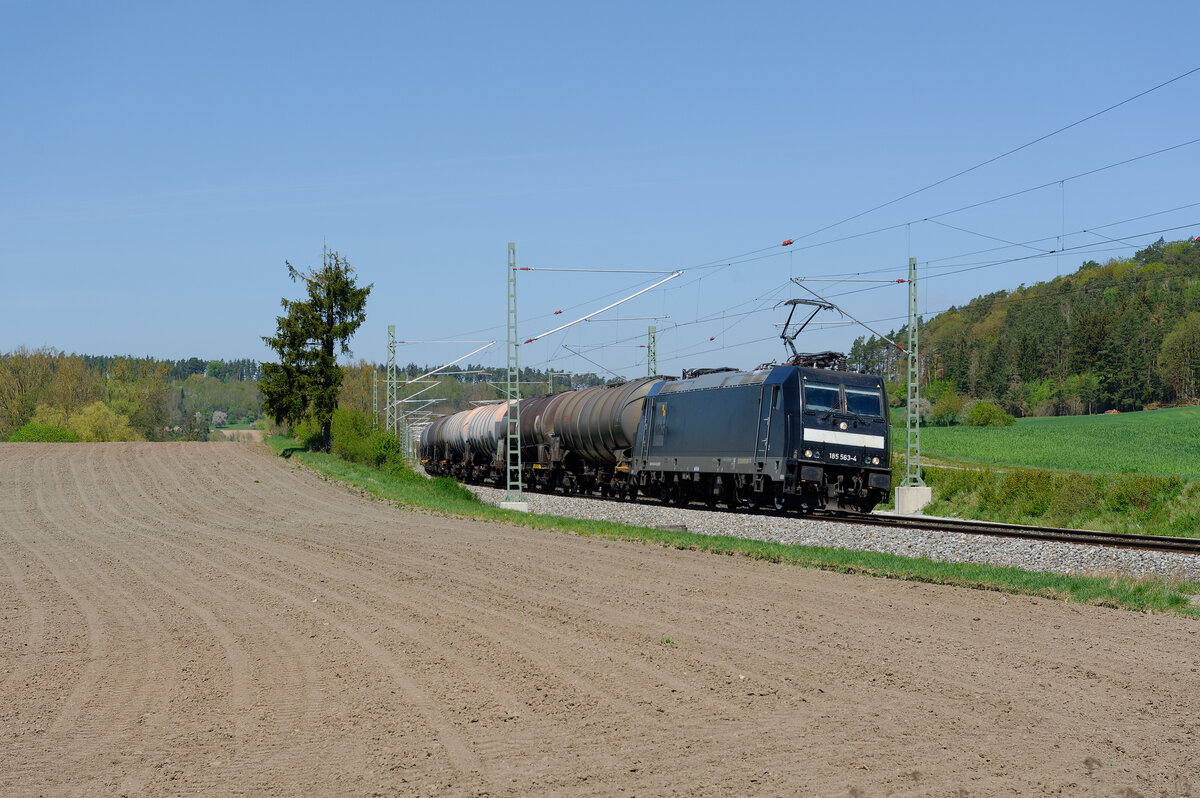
817 511 1200 555
466 477 1200 555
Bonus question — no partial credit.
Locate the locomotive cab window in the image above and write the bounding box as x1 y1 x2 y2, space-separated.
803 382 840 413
844 386 884 419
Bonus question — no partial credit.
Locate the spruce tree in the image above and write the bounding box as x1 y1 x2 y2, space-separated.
260 251 372 451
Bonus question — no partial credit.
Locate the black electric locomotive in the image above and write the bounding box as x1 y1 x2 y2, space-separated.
631 364 890 513
421 361 891 514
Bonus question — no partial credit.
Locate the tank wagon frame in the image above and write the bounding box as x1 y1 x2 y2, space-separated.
420 364 891 514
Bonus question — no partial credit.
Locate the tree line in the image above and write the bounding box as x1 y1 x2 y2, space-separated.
848 236 1200 421
0 349 264 442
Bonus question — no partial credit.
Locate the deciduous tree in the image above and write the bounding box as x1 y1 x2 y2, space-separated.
1158 311 1200 402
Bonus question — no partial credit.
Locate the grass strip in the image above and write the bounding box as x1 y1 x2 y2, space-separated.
266 436 1200 618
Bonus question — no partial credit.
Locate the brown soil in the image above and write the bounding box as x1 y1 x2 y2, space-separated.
214 429 264 442
1 442 1197 797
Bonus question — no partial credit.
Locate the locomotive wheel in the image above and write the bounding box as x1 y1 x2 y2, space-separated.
772 492 786 512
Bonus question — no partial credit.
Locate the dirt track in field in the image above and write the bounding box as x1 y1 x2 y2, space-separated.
1 443 1197 797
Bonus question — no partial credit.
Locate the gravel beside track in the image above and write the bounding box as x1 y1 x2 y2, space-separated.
467 485 1200 582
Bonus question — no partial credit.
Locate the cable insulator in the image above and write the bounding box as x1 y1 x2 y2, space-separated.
781 239 794 246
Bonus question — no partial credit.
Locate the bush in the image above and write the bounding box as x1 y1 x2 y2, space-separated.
369 430 404 468
69 401 140 442
8 422 80 442
331 407 374 463
999 469 1054 517
1048 475 1104 522
933 468 987 501
928 391 965 426
966 402 1015 427
975 470 1002 512
32 404 69 428
330 407 410 471
291 416 324 451
1105 473 1182 513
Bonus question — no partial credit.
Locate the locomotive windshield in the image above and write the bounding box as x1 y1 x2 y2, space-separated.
845 386 884 419
803 382 841 412
803 381 884 418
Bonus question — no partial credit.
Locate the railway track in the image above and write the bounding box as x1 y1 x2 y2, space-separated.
482 478 1200 557
813 511 1200 555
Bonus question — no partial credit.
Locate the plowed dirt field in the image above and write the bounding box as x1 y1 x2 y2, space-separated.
1 442 1197 796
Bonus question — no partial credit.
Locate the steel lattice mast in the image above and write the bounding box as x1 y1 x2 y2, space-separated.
504 243 523 503
647 324 657 376
386 324 398 437
903 257 924 487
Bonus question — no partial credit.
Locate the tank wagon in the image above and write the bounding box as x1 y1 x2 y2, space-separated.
421 364 891 513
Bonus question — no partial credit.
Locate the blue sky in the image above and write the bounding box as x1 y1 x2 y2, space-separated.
3 1 1198 379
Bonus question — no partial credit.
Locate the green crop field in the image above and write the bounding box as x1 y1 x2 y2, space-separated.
915 406 1200 478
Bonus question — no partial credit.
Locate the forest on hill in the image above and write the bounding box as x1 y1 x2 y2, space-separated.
848 236 1200 418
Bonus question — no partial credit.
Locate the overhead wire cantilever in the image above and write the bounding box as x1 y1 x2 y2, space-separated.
521 271 682 345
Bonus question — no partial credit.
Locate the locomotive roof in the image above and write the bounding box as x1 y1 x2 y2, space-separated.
794 366 885 388
659 364 884 395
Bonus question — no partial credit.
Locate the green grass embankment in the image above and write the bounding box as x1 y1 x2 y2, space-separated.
919 405 1200 477
907 406 1200 537
267 435 1199 618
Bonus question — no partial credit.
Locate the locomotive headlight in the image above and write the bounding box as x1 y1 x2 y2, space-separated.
839 421 848 430
804 449 813 458
870 456 880 465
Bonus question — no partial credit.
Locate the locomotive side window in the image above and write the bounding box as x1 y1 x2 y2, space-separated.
651 401 665 446
803 382 840 413
844 386 884 418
